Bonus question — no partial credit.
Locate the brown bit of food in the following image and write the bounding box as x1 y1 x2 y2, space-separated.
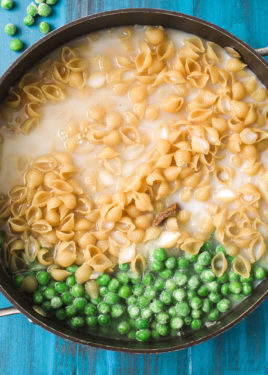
153 203 179 226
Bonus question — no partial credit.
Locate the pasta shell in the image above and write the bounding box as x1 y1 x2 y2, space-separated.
211 252 228 277
232 255 251 278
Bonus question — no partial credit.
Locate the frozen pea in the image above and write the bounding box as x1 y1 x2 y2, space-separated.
10 39 24 52
4 23 16 36
38 3 52 17
39 21 50 34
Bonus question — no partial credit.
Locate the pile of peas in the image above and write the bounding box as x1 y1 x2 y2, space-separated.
13 241 267 342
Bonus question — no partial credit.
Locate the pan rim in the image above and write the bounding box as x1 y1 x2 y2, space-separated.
0 7 267 353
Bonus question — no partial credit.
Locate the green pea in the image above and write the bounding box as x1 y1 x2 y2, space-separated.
44 287 56 300
178 257 189 270
33 290 43 304
207 281 219 292
133 284 144 296
42 300 52 313
154 278 165 291
127 296 137 305
97 274 110 286
84 303 97 316
190 297 202 310
185 253 198 262
173 288 186 302
55 308 66 320
165 279 176 292
118 285 132 299
197 251 211 266
156 312 169 325
61 292 73 305
187 290 196 300
217 273 228 284
159 269 172 279
191 309 202 319
201 241 212 251
229 281 242 295
165 256 177 269
136 317 149 329
194 263 204 274
156 323 169 336
176 301 190 317
86 315 98 327
136 329 151 341
104 292 119 305
141 308 153 319
255 266 266 280
168 306 176 317
240 274 253 283
108 278 120 292
174 271 188 286
160 290 172 305
55 282 67 294
37 271 50 285
71 284 84 298
66 264 78 274
242 283 252 296
231 294 244 302
201 269 215 282
27 3 38 16
73 297 86 310
187 275 200 290
143 273 155 286
66 275 76 287
150 299 164 313
184 316 192 326
51 296 62 309
70 316 85 329
98 314 110 326
98 302 110 315
197 285 209 297
228 270 240 282
137 296 150 308
202 298 212 314
153 247 167 261
99 286 108 297
14 274 24 287
208 309 219 321
65 305 77 318
1 0 13 9
191 319 201 330
217 298 231 313
118 321 130 335
216 245 226 255
170 316 183 330
119 263 130 271
38 2 51 16
4 23 16 36
91 297 101 305
128 305 140 318
130 275 141 285
129 318 135 328
117 272 129 285
144 286 157 300
221 283 229 296
209 292 221 304
128 330 136 340
46 0 58 4
151 260 164 272
24 15 35 26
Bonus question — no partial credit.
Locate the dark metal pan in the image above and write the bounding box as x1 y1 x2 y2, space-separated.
0 8 267 353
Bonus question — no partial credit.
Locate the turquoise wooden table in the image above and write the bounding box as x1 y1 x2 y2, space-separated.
0 1 268 374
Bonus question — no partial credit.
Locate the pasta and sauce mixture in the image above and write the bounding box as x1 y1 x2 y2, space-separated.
0 26 268 338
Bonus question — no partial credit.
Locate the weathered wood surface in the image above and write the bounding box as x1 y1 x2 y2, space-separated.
0 1 268 374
